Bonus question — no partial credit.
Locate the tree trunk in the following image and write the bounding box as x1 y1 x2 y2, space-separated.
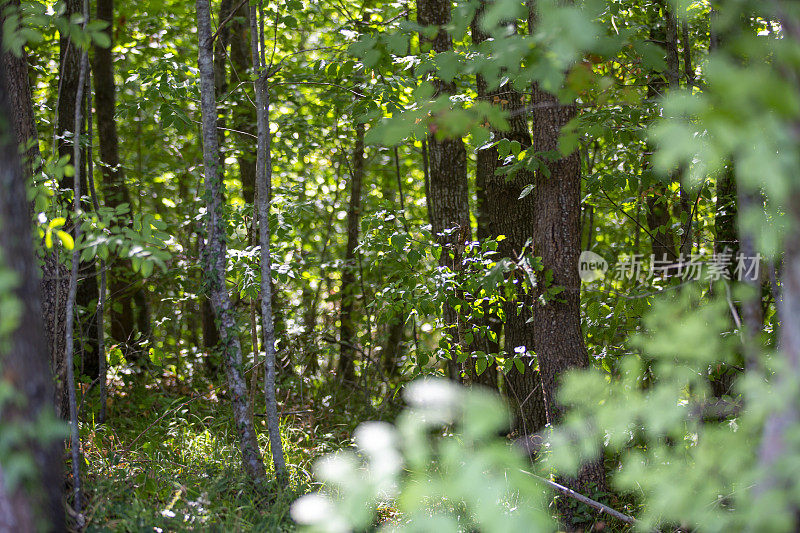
381 148 406 377
0 30 65 532
229 0 257 205
529 0 606 500
417 0 472 378
92 0 144 361
63 29 90 522
196 0 267 484
529 80 606 514
714 166 738 269
756 195 800 521
250 3 287 480
58 0 99 376
1 0 70 418
644 7 679 263
472 6 545 429
338 122 365 384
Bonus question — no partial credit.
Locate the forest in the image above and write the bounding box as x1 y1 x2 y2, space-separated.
1 0 799 531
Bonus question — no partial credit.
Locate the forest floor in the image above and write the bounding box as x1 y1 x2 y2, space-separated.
77 367 395 532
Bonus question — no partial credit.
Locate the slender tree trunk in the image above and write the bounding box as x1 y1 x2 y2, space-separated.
417 0 472 379
196 0 267 484
0 24 65 531
471 87 501 390
380 147 406 376
250 3 287 480
338 122 365 384
58 0 99 376
85 69 108 423
92 0 143 361
198 0 238 374
64 15 90 522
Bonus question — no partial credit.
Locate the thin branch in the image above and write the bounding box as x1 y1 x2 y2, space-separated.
273 80 367 98
520 470 638 525
598 183 675 255
210 0 249 43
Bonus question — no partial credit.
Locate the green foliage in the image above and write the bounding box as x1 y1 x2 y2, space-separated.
6 0 799 529
291 379 553 532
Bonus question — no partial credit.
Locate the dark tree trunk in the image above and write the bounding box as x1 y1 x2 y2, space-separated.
92 0 143 361
470 71 500 390
229 0 257 205
1 4 37 179
736 189 764 365
714 166 738 267
417 0 472 378
0 24 65 532
338 122 365 384
529 80 606 509
382 319 404 377
380 149 406 377
1 0 70 417
529 0 606 501
472 6 545 428
644 7 679 263
197 0 267 484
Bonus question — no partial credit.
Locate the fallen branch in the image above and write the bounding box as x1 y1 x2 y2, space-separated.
520 469 637 525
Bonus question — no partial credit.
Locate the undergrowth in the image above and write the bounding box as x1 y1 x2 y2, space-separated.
77 369 397 532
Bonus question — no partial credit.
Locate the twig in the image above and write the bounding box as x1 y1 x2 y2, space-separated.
520 469 637 525
210 0 249 43
598 184 674 256
273 80 367 98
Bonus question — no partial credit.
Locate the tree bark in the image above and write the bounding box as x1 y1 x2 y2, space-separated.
417 0 472 378
756 195 800 521
471 5 545 428
229 0 257 204
528 2 606 502
250 3 287 480
63 27 90 522
92 0 144 361
0 26 65 531
58 0 99 376
196 0 267 484
0 0 71 418
338 122 365 384
530 81 606 514
644 7 679 263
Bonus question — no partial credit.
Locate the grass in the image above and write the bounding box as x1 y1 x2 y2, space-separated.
77 369 395 532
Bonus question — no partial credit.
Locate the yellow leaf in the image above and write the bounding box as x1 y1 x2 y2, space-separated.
56 230 74 250
48 217 66 229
